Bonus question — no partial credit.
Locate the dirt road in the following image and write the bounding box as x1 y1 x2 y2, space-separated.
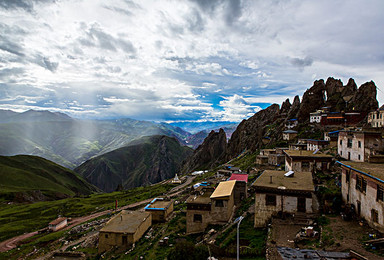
0 176 194 253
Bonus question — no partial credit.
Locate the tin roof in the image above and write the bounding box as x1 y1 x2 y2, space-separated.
252 170 314 192
100 211 151 234
229 173 248 183
49 217 67 226
210 180 236 199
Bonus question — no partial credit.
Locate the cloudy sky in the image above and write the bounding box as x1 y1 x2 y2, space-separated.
1 0 384 123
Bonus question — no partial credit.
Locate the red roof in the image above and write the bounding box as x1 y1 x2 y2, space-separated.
229 173 248 183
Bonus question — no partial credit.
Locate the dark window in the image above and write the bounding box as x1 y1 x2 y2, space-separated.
347 138 352 148
356 176 362 191
105 234 108 238
193 214 202 222
340 140 343 146
372 209 379 223
377 185 384 201
302 161 310 170
362 178 367 193
215 200 224 207
346 171 350 183
358 154 361 160
358 141 361 148
266 194 276 206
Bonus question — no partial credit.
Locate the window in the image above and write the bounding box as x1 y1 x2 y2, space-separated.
377 185 384 201
193 214 202 222
372 209 379 223
266 194 276 206
346 171 350 183
340 140 343 146
358 141 361 148
358 154 361 160
105 234 109 238
302 161 310 169
356 176 362 191
362 178 367 193
215 200 224 207
347 138 353 148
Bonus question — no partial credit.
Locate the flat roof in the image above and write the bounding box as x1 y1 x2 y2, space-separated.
145 198 172 211
100 211 150 234
49 217 67 226
337 161 384 182
253 170 314 192
210 180 236 199
186 189 213 204
229 173 248 183
284 150 333 158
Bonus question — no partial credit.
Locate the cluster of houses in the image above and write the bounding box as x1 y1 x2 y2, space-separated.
48 106 384 255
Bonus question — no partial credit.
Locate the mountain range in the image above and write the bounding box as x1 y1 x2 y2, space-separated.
75 135 193 192
0 109 232 169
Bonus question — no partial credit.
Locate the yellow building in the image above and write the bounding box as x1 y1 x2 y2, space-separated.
98 211 151 253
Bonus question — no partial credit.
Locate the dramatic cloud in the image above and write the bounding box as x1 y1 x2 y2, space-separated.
0 0 383 125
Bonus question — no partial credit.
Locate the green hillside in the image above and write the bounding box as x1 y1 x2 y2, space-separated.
75 135 193 192
0 155 99 201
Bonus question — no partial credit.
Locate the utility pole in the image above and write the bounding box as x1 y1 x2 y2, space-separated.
234 216 244 260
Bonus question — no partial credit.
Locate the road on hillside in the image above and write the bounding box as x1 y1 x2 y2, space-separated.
0 176 195 253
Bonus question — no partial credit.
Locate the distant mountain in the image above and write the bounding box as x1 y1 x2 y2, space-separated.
169 121 237 134
0 110 193 169
186 124 238 149
0 155 99 202
75 135 193 192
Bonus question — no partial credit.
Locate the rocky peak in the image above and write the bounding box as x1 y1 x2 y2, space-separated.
349 81 378 112
287 95 300 119
181 128 227 173
297 79 326 121
280 98 291 115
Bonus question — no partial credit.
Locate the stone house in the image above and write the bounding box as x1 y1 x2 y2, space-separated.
48 217 67 232
310 110 323 123
228 174 248 205
338 161 384 233
186 187 214 234
253 170 316 227
307 139 329 151
144 198 174 223
285 119 298 129
324 131 339 142
289 143 307 151
256 149 275 165
283 130 298 141
98 211 151 253
368 107 384 127
186 181 237 234
284 150 333 172
338 130 383 162
210 180 236 224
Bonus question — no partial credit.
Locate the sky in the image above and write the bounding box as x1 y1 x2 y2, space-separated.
0 0 384 124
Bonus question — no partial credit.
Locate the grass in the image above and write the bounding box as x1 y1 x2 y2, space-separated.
0 183 174 242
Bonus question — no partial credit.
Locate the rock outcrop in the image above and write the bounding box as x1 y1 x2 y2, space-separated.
226 104 280 159
182 129 227 173
182 77 380 173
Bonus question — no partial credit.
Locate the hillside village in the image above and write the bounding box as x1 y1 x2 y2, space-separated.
2 77 384 259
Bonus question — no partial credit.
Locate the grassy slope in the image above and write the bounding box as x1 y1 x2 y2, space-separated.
0 183 174 242
0 155 99 199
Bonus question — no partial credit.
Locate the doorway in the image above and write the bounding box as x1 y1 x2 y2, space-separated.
298 197 306 212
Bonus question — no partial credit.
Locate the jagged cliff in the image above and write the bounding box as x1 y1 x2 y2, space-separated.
183 77 379 173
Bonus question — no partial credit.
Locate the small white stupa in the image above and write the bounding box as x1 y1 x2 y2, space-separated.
172 173 182 184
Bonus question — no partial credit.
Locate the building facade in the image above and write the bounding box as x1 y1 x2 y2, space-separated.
338 161 384 233
338 130 383 162
284 150 333 172
368 108 384 127
98 211 152 253
307 139 329 151
48 217 67 232
253 170 316 227
283 130 298 141
144 198 174 222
